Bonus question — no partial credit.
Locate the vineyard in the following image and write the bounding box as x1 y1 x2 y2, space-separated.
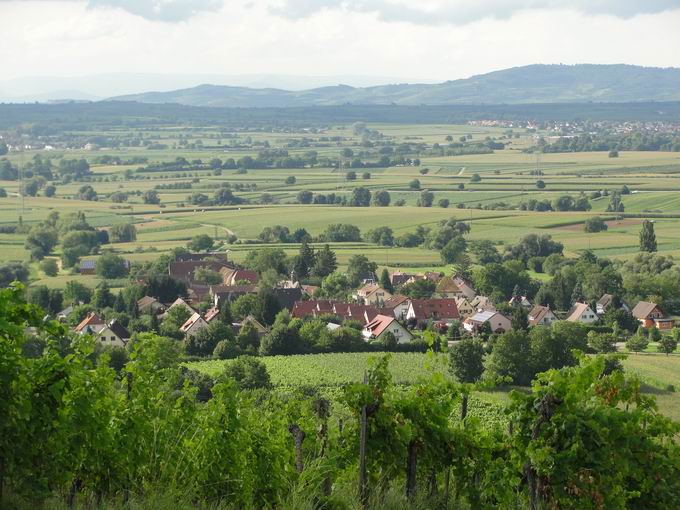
3 285 680 509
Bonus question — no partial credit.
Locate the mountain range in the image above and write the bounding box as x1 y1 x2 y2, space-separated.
108 64 680 108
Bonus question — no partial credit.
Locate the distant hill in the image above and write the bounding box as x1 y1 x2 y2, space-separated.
108 64 680 107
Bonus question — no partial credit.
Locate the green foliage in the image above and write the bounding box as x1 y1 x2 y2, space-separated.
187 234 214 252
40 258 59 277
95 252 128 278
658 335 678 356
626 331 649 353
639 219 657 253
109 223 137 243
449 338 485 383
222 356 272 390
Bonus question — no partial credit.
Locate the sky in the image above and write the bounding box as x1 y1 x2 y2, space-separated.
2 0 680 97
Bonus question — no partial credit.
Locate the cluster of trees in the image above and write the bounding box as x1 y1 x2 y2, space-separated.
519 193 591 212
534 131 680 153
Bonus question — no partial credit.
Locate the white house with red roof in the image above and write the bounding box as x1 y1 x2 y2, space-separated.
362 314 413 343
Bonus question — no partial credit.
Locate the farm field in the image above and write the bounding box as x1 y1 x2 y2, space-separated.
3 121 680 287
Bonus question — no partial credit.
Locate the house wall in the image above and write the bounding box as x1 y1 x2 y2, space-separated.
96 327 126 348
377 322 412 344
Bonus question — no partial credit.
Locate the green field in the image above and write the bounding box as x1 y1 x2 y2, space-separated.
4 121 680 284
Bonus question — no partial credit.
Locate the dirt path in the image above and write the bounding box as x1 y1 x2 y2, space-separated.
457 167 466 176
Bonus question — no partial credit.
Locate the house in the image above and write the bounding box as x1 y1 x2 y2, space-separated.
74 312 105 333
565 303 599 324
291 300 339 319
79 259 97 275
382 294 411 320
596 294 630 315
454 297 476 318
334 304 379 324
353 283 392 306
434 277 466 299
463 311 512 334
632 301 675 330
406 299 460 325
508 295 532 309
225 269 259 285
204 307 221 323
80 258 129 275
210 284 258 307
180 312 209 337
424 272 443 283
166 297 195 315
362 314 413 344
527 305 557 327
57 304 74 322
137 296 164 314
471 295 495 312
233 315 268 338
390 271 415 287
94 319 131 348
169 260 232 284
452 275 476 300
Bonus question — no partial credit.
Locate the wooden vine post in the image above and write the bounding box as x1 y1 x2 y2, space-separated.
288 424 306 474
358 371 368 506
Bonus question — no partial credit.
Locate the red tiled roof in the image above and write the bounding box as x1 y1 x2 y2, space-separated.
75 312 104 332
364 314 398 338
409 299 459 321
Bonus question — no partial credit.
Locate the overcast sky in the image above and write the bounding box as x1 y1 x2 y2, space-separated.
3 0 680 88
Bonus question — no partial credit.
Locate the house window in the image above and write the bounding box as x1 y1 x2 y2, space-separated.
100 336 105 341
111 336 116 341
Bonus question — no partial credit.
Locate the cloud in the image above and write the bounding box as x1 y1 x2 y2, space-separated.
270 0 680 25
86 0 223 22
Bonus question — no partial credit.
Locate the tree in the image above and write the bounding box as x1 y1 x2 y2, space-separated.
485 330 533 385
186 321 234 356
223 356 272 390
187 234 214 252
438 198 450 208
43 185 56 197
193 267 222 285
75 185 98 201
96 253 128 279
350 187 371 207
409 179 421 190
93 282 114 309
143 190 160 204
366 226 394 246
313 244 337 277
320 223 361 242
0 142 7 155
449 338 485 383
639 220 657 252
297 190 313 204
237 322 261 354
535 180 546 189
440 236 467 264
380 268 394 293
372 190 391 207
345 171 357 181
40 258 58 277
587 331 617 353
259 324 305 355
609 149 619 158
25 224 58 260
401 279 436 299
584 216 608 233
64 280 92 304
511 307 529 331
658 335 677 356
109 223 137 243
362 172 371 179
293 240 315 278
626 331 649 354
346 254 377 287
469 173 481 183
417 190 434 207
